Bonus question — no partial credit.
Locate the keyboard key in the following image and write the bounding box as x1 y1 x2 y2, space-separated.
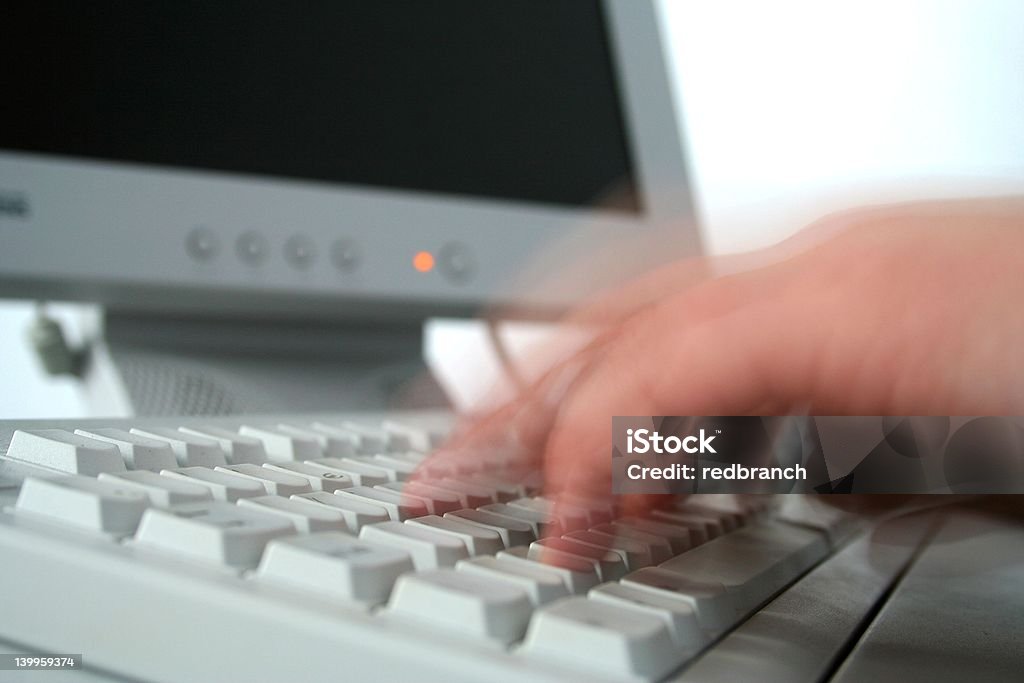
336 487 427 521
305 458 389 487
406 516 504 555
309 422 385 453
658 522 828 614
529 538 627 581
590 523 673 564
334 457 398 483
7 429 125 476
560 493 616 524
441 475 511 500
460 473 523 501
75 428 177 471
239 426 321 461
376 482 461 515
133 502 293 568
381 419 445 451
340 421 409 452
15 475 148 535
457 556 570 607
423 480 495 508
339 455 414 482
214 464 313 496
383 451 427 465
444 509 536 548
650 509 723 540
675 500 743 531
277 424 356 458
776 495 859 548
509 497 589 531
520 596 681 681
479 503 561 538
239 495 349 532
680 494 757 525
307 422 362 455
616 516 699 551
262 462 353 492
497 546 599 595
388 569 532 644
589 582 707 651
621 568 737 632
421 451 490 477
290 492 389 532
517 470 544 496
160 467 266 502
681 507 742 533
98 470 213 507
329 422 389 453
359 521 468 570
403 460 456 481
178 426 268 465
130 428 226 468
370 454 420 478
537 494 613 526
564 530 653 570
256 532 414 605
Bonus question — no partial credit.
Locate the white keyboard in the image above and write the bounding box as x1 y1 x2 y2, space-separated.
0 413 1021 683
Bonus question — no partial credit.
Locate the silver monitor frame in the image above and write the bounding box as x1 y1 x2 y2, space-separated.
0 1 700 322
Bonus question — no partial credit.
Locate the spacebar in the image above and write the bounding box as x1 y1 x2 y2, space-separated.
830 513 1024 683
674 514 931 683
658 521 830 616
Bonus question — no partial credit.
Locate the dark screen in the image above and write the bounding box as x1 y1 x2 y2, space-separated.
2 1 640 212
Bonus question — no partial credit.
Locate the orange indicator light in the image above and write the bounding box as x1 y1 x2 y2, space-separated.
413 251 435 273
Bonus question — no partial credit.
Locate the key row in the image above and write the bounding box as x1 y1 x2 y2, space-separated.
12 465 779 554
259 515 828 682
12 467 772 577
3 420 447 474
4 433 539 494
10 464 558 537
377 518 830 681
9 473 843 681
18 476 779 602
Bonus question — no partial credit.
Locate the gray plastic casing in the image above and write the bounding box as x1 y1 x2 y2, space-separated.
0 1 700 322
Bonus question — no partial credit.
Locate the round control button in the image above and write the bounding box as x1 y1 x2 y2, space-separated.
284 234 316 269
185 226 219 262
236 231 269 265
331 239 361 272
438 242 475 284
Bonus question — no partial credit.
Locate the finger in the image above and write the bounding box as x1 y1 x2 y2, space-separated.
453 209 860 446
416 339 609 483
536 248 936 506
421 246 798 487
444 248 785 450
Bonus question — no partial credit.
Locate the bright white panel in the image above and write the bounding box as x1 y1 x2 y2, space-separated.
659 0 1024 253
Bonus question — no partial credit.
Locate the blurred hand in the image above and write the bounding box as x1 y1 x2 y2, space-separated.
427 196 1024 511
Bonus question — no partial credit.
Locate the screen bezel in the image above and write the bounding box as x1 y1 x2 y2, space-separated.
0 1 700 321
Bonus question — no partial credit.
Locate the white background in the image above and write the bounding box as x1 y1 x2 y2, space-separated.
2 0 1023 418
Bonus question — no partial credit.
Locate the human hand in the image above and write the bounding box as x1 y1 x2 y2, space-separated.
424 197 1024 514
